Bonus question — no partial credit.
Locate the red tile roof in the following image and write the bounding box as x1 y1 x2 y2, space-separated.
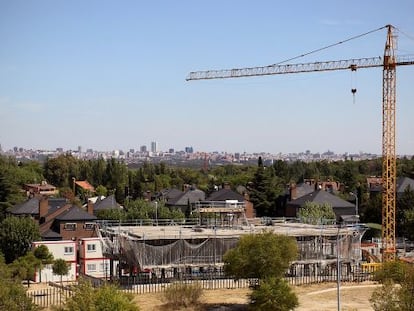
75 180 95 192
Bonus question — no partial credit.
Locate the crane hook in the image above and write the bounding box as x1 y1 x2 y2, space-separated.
351 65 357 104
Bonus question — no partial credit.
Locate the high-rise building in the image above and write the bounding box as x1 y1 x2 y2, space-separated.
140 145 147 153
151 141 158 153
185 146 194 154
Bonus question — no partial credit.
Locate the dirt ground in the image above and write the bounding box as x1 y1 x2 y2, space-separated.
133 282 380 311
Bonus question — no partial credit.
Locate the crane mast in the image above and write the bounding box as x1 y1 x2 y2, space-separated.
382 25 397 261
187 25 414 262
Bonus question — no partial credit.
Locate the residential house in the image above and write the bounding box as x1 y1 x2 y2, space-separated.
9 195 98 241
206 184 255 218
79 237 116 279
24 181 58 197
32 240 77 283
286 189 356 221
91 194 122 216
165 186 205 215
368 176 414 197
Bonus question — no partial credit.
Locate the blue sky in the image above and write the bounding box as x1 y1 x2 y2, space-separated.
1 0 413 155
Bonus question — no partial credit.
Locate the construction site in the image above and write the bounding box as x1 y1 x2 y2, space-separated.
97 200 368 284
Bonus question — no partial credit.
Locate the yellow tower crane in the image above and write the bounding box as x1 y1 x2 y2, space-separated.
187 24 414 262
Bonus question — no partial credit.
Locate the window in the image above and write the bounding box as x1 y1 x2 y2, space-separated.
87 264 96 272
87 244 96 252
100 262 109 272
83 223 95 230
64 223 76 231
64 246 74 254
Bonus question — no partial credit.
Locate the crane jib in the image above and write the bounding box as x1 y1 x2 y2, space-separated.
186 55 414 81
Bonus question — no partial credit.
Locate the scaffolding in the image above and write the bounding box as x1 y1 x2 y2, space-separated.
97 220 367 279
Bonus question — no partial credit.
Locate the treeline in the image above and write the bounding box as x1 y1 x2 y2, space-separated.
1 154 414 238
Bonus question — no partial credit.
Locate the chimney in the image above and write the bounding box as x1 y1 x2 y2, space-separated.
289 183 297 201
87 199 94 215
39 195 49 218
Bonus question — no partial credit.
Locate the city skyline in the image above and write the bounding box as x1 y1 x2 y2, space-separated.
0 141 389 158
1 1 413 155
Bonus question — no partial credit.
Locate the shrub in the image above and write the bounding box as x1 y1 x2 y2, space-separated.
373 261 406 283
163 282 203 309
249 277 298 311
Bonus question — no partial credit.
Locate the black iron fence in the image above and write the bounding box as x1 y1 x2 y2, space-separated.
28 270 373 308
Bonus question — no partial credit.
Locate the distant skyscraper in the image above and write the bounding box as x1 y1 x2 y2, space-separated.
185 146 194 153
140 145 147 153
151 141 158 153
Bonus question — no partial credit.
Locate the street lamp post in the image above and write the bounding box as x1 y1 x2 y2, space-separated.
336 224 341 311
349 192 358 216
155 201 158 226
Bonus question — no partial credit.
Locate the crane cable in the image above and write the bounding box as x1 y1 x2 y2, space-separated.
272 25 389 66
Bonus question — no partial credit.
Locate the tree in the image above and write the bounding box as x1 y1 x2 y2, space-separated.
95 185 108 197
44 154 80 188
397 186 414 239
249 277 298 311
56 278 139 311
0 216 40 263
223 231 298 311
0 156 29 220
298 202 336 225
0 255 41 311
33 244 54 283
248 157 273 217
52 258 69 285
9 252 41 287
370 280 400 311
223 231 297 280
403 209 414 241
361 193 382 225
370 261 414 311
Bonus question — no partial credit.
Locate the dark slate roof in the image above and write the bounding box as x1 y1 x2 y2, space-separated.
45 198 69 216
167 189 205 206
93 195 121 212
295 183 315 199
9 197 40 215
396 177 414 193
288 190 354 208
206 188 244 202
41 229 62 240
55 205 97 221
8 197 68 216
369 176 414 193
162 188 184 201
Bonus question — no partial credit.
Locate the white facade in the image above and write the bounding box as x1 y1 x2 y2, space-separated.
79 238 116 279
79 258 112 279
32 240 77 283
79 237 104 259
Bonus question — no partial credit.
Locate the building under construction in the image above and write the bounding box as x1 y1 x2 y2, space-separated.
97 201 367 281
